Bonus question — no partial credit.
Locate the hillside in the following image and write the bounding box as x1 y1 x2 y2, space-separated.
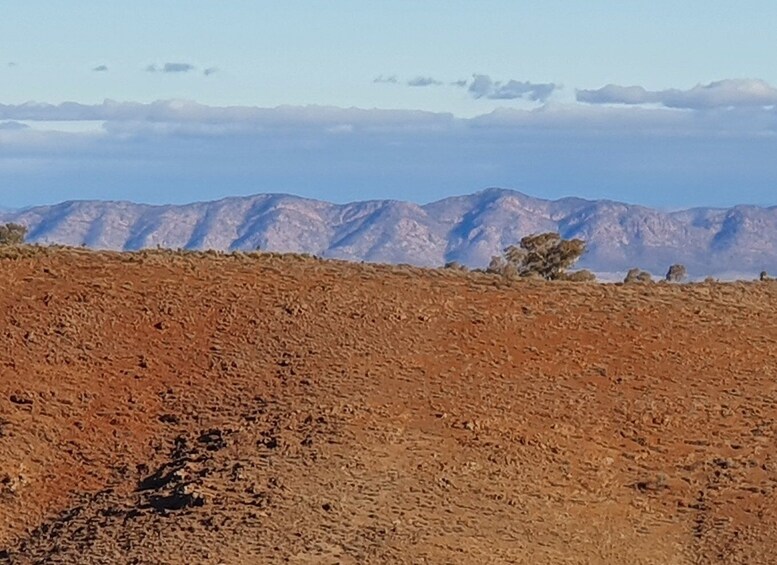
2 188 777 277
2 247 777 563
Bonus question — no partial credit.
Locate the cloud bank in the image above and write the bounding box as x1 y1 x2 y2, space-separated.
1 95 775 209
577 79 777 109
0 120 29 130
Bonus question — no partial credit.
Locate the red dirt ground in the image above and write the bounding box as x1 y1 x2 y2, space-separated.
1 247 777 564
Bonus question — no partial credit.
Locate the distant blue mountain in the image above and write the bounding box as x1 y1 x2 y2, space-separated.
2 188 775 278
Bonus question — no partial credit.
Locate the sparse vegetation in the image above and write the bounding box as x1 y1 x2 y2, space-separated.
0 223 27 246
487 232 589 281
665 264 687 283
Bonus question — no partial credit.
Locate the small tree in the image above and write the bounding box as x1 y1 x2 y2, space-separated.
665 264 687 283
760 271 771 282
489 232 588 281
0 223 27 246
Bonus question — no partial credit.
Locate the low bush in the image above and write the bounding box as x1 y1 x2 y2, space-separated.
624 268 653 284
665 264 687 283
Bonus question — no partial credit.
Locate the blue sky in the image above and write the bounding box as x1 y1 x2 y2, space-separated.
2 1 777 209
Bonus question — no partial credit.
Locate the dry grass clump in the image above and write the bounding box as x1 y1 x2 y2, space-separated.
443 261 469 272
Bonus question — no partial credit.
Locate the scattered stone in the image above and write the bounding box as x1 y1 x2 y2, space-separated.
9 392 33 406
158 413 180 425
198 429 227 451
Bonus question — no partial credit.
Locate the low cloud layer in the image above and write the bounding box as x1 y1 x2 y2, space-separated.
0 100 454 131
146 62 196 74
2 97 776 138
577 79 777 109
1 98 775 210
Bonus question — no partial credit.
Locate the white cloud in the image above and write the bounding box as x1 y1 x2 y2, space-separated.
468 75 557 102
146 62 196 73
577 79 777 109
373 75 398 84
0 100 455 131
407 76 442 87
373 74 556 100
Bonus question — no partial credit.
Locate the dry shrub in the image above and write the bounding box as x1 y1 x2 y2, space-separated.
624 268 653 284
561 269 596 282
665 264 687 283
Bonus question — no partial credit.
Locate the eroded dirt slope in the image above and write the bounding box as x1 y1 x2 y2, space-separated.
1 247 777 564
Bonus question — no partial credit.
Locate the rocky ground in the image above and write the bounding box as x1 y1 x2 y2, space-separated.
1 246 777 564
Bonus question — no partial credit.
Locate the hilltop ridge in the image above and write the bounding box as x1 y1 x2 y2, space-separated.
3 188 776 277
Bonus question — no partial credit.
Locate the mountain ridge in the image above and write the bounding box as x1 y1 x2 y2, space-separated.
2 188 776 277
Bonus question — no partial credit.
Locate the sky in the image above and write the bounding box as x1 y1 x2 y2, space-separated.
2 1 777 210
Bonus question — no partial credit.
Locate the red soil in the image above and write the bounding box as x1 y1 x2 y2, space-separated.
1 247 777 563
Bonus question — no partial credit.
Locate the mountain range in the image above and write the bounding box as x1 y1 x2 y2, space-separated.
2 188 776 278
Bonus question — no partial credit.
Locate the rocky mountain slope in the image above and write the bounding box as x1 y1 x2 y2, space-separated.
2 247 777 563
2 188 776 276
